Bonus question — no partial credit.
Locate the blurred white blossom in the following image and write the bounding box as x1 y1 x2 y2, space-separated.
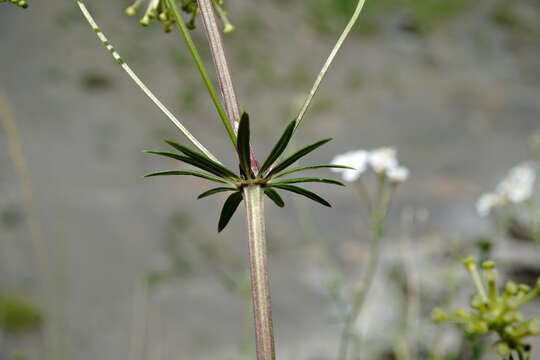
387 166 409 184
476 162 537 216
496 162 536 203
331 150 368 182
476 193 504 217
331 147 408 184
368 147 398 174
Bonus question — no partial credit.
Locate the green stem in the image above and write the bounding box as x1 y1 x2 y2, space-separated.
294 0 367 131
76 0 219 162
243 185 275 360
337 183 389 360
166 0 237 147
337 214 382 360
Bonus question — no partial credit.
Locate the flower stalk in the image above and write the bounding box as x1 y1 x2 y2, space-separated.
196 0 260 174
244 185 275 360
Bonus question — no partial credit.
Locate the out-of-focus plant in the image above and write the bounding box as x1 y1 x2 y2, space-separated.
0 294 43 334
476 158 539 246
125 0 234 33
432 258 540 360
0 0 27 8
330 147 409 360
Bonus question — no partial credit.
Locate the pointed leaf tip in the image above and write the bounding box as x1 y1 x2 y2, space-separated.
273 164 355 178
143 170 228 183
197 187 236 199
266 138 333 178
258 119 296 177
264 188 285 208
271 184 332 207
218 192 243 232
271 177 345 186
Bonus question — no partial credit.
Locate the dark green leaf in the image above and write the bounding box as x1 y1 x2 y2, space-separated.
236 113 252 177
264 188 285 208
274 164 354 179
198 187 236 199
145 151 236 179
270 184 331 207
163 141 239 178
144 170 228 184
271 177 345 186
266 138 332 178
218 192 243 232
258 120 296 177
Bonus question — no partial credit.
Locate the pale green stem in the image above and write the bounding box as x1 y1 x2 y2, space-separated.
243 185 275 360
338 177 394 360
166 0 237 147
76 0 220 163
294 0 367 131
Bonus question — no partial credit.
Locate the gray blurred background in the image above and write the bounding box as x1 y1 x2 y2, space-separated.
1 0 540 359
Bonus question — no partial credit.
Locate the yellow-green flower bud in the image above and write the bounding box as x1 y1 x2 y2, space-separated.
126 6 137 16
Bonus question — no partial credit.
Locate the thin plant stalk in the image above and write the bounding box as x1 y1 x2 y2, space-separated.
76 0 219 163
192 2 273 357
166 0 236 146
196 0 242 128
398 209 422 360
294 0 367 131
243 185 275 360
338 180 395 360
196 0 260 174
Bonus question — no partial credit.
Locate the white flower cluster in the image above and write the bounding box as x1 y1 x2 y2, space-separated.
330 147 409 184
476 162 537 217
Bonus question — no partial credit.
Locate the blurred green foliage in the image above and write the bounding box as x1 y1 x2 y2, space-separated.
0 294 43 334
308 0 474 35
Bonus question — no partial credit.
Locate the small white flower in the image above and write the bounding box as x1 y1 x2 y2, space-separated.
387 166 409 184
476 193 504 217
330 150 368 183
496 162 536 203
368 147 398 174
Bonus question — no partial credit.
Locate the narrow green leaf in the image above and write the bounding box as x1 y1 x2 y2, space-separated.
198 187 236 199
163 141 239 178
144 170 228 184
218 192 243 232
270 184 331 207
145 151 235 179
264 188 285 208
236 113 252 177
271 177 345 186
266 138 332 178
258 120 296 177
274 164 354 179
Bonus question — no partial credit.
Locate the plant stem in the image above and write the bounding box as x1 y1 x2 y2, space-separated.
196 0 260 173
197 0 241 128
337 210 383 360
294 0 367 131
338 179 392 360
76 0 219 163
243 185 275 360
166 0 237 147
